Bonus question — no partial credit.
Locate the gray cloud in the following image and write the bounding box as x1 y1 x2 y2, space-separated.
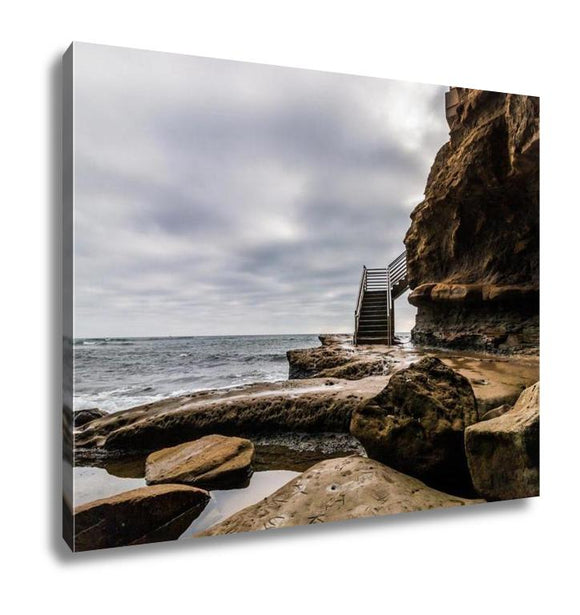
73 43 449 337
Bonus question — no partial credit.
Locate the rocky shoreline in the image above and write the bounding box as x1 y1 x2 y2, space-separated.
72 334 539 550
71 87 539 551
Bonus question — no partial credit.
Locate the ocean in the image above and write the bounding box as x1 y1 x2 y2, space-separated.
73 334 321 413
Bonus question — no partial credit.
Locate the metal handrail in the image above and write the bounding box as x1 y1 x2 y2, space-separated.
388 251 406 268
354 251 408 346
354 266 367 345
386 266 393 345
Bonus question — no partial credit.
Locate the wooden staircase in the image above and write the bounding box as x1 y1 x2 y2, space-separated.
354 251 408 345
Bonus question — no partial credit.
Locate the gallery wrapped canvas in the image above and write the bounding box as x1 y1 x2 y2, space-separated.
62 42 539 552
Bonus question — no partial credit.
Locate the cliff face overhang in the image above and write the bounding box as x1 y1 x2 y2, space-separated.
404 89 539 352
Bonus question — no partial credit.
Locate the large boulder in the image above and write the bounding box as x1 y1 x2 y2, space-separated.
465 382 539 500
350 357 478 493
196 456 482 537
145 435 254 490
74 484 210 552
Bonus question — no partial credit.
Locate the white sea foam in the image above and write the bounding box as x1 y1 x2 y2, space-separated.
73 334 321 413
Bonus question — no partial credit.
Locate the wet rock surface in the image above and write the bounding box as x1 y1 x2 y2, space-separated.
465 382 539 500
251 432 366 472
145 435 254 490
351 357 478 493
436 352 538 415
74 484 210 551
405 90 539 352
74 376 387 455
197 456 482 537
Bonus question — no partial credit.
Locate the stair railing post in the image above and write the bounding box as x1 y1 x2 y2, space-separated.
354 266 367 346
386 266 392 345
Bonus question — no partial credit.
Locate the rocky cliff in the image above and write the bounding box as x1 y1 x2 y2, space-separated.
405 88 539 352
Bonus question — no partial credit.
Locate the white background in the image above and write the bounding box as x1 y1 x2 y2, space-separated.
1 1 578 613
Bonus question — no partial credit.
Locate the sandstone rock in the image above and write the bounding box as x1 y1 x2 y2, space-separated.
196 456 482 537
409 284 539 310
479 404 511 422
351 357 477 492
287 344 353 379
146 435 254 490
74 376 387 455
287 334 391 380
404 89 539 352
74 484 210 551
74 408 107 428
437 353 538 416
465 382 539 500
319 334 352 347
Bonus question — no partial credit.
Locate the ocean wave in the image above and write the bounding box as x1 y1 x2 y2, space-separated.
74 339 136 347
74 334 315 412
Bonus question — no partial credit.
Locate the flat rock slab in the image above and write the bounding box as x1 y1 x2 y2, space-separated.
74 376 388 455
197 456 482 537
74 484 210 552
146 435 254 490
465 382 539 500
437 353 539 415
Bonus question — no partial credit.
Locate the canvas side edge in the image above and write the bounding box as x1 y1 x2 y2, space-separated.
62 42 75 552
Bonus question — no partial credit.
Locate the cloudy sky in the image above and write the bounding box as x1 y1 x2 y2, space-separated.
73 43 449 338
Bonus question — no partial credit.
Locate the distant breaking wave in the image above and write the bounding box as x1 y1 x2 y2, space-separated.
73 334 321 413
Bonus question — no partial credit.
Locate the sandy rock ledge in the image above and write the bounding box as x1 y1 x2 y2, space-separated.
197 456 482 537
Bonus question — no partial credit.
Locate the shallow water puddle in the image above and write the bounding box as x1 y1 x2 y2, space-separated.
73 432 364 537
181 470 299 537
73 464 297 538
74 466 146 507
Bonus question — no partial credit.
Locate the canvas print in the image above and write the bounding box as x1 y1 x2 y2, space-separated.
62 43 539 552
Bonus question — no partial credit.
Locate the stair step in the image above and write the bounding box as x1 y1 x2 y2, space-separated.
357 334 390 338
358 324 389 329
359 322 388 327
355 255 407 346
357 336 389 340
